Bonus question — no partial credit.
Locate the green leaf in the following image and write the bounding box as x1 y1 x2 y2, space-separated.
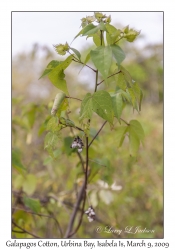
111 93 123 122
92 90 114 125
120 66 133 86
127 88 136 107
79 93 93 123
46 116 60 132
82 22 106 36
59 117 75 128
12 149 26 173
82 24 99 36
44 132 59 150
105 23 121 44
90 46 112 80
39 60 60 79
56 98 69 118
69 47 81 59
128 120 144 156
51 92 66 116
129 120 145 143
132 82 141 101
115 126 128 147
128 127 140 157
48 70 68 95
83 22 106 38
84 52 91 64
139 89 144 111
47 55 73 94
92 31 101 46
23 174 37 195
81 23 97 35
26 109 36 129
111 45 125 66
98 21 107 31
120 90 131 103
115 72 127 90
23 197 41 213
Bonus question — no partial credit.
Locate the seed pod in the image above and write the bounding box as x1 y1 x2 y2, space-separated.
51 92 66 116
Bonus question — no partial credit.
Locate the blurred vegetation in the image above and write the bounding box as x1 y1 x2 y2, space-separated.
12 35 163 238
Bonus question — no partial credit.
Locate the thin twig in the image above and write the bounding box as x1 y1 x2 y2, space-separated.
72 58 96 72
97 70 121 86
120 118 130 126
114 34 124 44
74 126 84 132
12 220 41 239
12 207 63 238
68 191 86 237
12 230 25 234
66 96 82 102
67 137 89 238
88 121 107 147
94 70 99 92
64 180 86 238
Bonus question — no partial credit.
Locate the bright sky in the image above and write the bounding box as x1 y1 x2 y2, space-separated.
12 12 163 56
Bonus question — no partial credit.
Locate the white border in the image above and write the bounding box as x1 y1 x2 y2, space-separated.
1 0 174 249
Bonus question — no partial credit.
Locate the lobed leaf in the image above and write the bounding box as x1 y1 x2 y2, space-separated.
23 197 41 213
111 45 125 66
44 132 60 149
46 116 60 132
129 120 145 143
115 126 128 147
92 90 114 125
120 65 133 86
127 88 137 108
128 127 140 157
90 46 112 80
111 93 123 122
39 60 60 79
115 72 127 91
69 47 81 59
106 23 121 45
79 93 93 123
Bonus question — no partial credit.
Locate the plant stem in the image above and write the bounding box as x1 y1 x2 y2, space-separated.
94 70 99 92
68 137 89 237
88 121 107 147
68 192 86 238
12 207 63 238
12 220 41 239
64 179 86 238
64 137 89 238
120 118 130 126
66 96 82 102
114 34 124 44
72 58 96 72
97 70 121 86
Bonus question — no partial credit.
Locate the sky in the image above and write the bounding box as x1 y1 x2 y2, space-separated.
12 11 163 56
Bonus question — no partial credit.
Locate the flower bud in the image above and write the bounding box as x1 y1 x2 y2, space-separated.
106 15 111 23
86 15 95 23
53 42 69 55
